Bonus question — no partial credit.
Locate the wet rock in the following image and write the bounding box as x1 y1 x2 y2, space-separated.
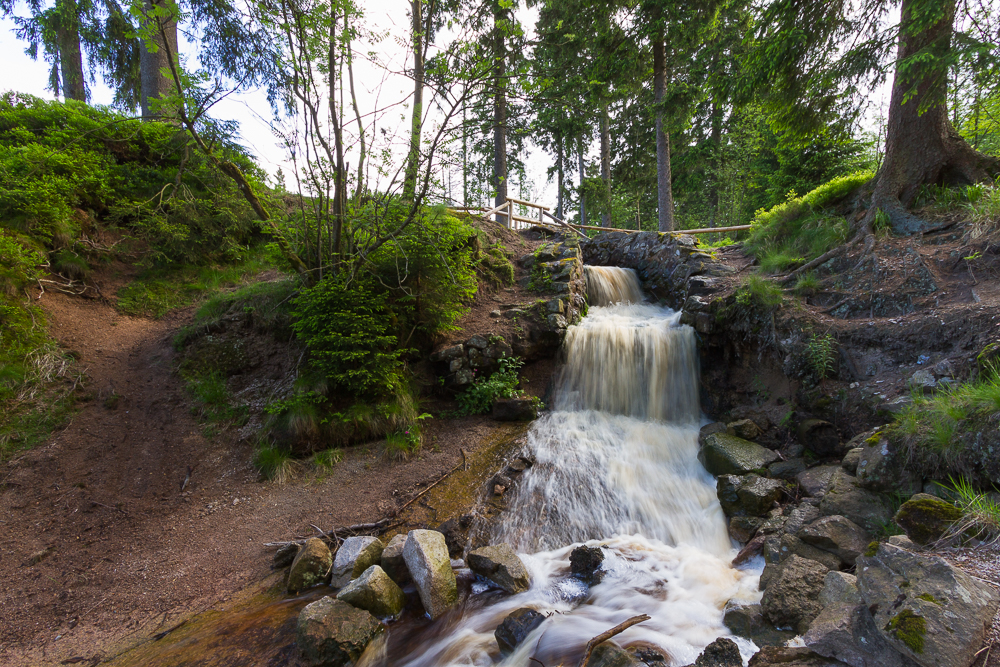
798 515 871 567
769 458 807 481
380 534 409 585
729 516 764 543
402 529 457 619
493 398 538 422
495 607 546 656
818 470 893 534
733 533 767 566
273 542 299 569
586 641 641 667
797 465 840 498
856 437 921 495
857 542 1000 667
631 645 667 664
699 433 780 476
761 554 830 634
330 536 384 588
288 538 333 594
777 534 842 572
699 422 728 445
336 565 406 619
467 543 530 594
724 603 797 647
296 596 384 667
804 603 919 667
728 419 763 441
437 514 473 558
797 419 841 458
841 448 863 475
892 494 963 545
694 637 742 667
819 571 862 607
908 369 937 394
717 474 786 517
570 545 604 585
748 646 850 667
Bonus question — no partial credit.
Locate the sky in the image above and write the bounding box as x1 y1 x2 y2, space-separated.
0 2 558 209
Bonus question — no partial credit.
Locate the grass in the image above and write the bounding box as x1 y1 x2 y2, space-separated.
746 171 873 273
939 477 1000 542
254 444 297 483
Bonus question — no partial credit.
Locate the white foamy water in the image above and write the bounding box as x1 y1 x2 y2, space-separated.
395 267 759 666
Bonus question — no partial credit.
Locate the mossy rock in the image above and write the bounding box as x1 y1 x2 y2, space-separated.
698 433 780 476
893 494 963 545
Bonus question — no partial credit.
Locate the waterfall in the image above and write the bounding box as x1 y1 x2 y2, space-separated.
397 266 759 667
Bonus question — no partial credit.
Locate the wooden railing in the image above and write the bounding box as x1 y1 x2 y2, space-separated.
450 198 751 238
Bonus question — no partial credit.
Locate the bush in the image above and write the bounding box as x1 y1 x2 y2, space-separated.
456 356 525 416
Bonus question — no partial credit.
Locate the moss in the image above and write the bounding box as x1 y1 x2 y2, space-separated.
886 609 926 654
865 434 882 447
894 497 963 545
917 593 941 604
864 541 880 557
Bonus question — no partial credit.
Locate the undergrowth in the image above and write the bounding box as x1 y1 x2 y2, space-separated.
455 356 537 416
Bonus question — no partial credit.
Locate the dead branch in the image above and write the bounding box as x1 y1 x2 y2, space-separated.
577 615 651 667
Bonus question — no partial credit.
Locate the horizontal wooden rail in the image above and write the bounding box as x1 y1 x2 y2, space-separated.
506 196 550 211
570 223 752 235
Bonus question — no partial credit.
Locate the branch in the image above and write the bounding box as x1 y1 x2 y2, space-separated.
577 615 651 667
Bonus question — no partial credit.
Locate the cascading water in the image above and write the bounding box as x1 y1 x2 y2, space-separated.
396 266 760 667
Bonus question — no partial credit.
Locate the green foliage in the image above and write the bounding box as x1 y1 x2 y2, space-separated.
886 609 926 654
254 444 296 483
478 239 516 287
793 273 820 295
183 370 247 425
805 333 837 381
734 275 784 310
384 414 432 461
746 171 873 272
455 356 526 416
313 447 344 470
940 477 1000 541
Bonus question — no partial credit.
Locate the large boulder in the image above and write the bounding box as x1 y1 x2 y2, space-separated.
296 596 385 667
335 565 406 619
288 538 333 594
796 465 840 498
798 515 871 567
717 474 787 517
402 529 458 619
467 544 531 594
493 398 539 422
818 470 893 534
380 534 409 585
728 419 763 441
857 542 1000 667
437 514 473 557
586 641 641 667
693 638 743 667
761 555 830 634
797 419 841 458
495 607 546 656
855 437 921 495
892 494 963 545
804 604 919 667
699 433 780 476
330 536 384 588
724 604 797 647
570 545 605 585
748 646 851 667
819 571 862 607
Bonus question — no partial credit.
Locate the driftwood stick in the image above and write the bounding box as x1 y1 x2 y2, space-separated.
577 615 651 667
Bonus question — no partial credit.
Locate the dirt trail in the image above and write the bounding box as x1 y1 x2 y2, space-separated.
0 290 505 667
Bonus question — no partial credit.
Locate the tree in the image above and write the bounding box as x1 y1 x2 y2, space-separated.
138 0 179 118
4 0 95 101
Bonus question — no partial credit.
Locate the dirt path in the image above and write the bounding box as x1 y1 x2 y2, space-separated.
0 290 512 667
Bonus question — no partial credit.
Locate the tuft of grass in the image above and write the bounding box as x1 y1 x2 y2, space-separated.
383 424 423 461
735 275 784 310
793 272 821 296
51 249 91 280
184 370 247 425
313 448 344 471
939 477 1000 542
254 444 297 483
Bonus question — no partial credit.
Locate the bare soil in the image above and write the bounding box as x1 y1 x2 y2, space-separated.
0 272 529 666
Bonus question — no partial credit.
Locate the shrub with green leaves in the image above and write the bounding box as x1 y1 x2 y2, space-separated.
456 356 526 416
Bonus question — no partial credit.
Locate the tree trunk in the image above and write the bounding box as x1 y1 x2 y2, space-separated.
600 100 611 227
56 0 86 102
578 135 587 226
346 7 366 204
140 0 178 119
403 0 424 201
556 133 564 220
653 35 674 232
708 96 722 227
492 5 508 224
329 9 346 268
869 0 998 235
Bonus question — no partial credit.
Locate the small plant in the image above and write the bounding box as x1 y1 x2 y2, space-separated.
939 476 1000 542
793 273 821 296
313 448 344 470
734 275 784 310
254 443 297 483
872 208 892 236
805 332 837 381
528 262 553 292
455 355 525 416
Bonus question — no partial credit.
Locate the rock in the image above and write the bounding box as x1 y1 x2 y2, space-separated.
728 419 763 441
892 494 963 545
887 534 916 549
694 638 742 667
288 538 333 594
570 545 604 585
804 604 919 667
797 419 841 458
841 448 863 475
856 437 921 495
296 596 385 667
273 542 299 569
402 529 457 619
770 458 808 481
467 543 530 594
586 641 641 667
724 603 797 647
819 571 862 607
748 646 851 667
717 474 786 517
857 542 1000 667
493 398 538 422
734 534 767 566
797 465 840 498
908 369 937 394
879 396 913 415
777 534 842 572
490 309 501 318
632 645 668 664
467 334 489 349
818 470 893 534
330 536 384 588
699 433 780 476
430 343 465 362
380 534 409 585
761 555 830 634
729 516 764 543
699 422 728 445
454 368 474 385
336 565 406 619
437 514 473 557
798 515 871 566
495 607 546 656
783 504 822 537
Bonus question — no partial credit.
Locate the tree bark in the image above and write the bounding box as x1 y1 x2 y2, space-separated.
346 7 366 204
578 135 587 226
868 0 998 235
653 34 674 232
140 0 178 119
600 99 611 227
403 0 424 201
328 8 346 269
492 3 508 224
556 133 564 220
56 0 86 102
